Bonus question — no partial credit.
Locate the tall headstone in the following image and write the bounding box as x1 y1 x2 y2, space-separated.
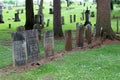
0 4 4 23
70 15 72 23
85 24 92 44
73 14 76 22
49 8 53 14
14 13 20 22
76 24 84 47
44 30 54 58
46 19 50 27
61 16 65 25
12 32 27 66
25 30 40 63
65 30 72 51
84 8 91 26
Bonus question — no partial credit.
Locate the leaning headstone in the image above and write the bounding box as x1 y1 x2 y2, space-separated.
65 30 72 51
46 19 50 27
44 30 54 58
73 14 76 22
12 32 27 66
70 15 72 23
85 24 92 44
76 24 84 47
14 13 20 22
25 30 40 63
61 16 65 25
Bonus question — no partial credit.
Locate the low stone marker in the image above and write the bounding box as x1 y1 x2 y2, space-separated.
44 30 54 58
85 24 92 44
65 30 72 51
12 29 40 66
76 24 84 47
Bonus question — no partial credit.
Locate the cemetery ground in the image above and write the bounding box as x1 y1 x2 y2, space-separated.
0 2 120 80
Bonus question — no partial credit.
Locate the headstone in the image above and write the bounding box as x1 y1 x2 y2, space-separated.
12 30 40 66
33 24 41 40
90 11 95 17
14 13 20 22
76 24 84 47
70 15 72 23
46 19 50 27
25 30 40 63
73 14 76 22
8 6 12 10
81 11 84 20
85 24 92 44
80 2 82 5
61 16 65 25
50 1 53 6
0 5 4 23
49 8 53 14
9 24 11 29
65 30 72 51
116 18 119 33
84 8 91 26
12 32 27 66
21 9 24 14
83 3 86 6
44 30 54 57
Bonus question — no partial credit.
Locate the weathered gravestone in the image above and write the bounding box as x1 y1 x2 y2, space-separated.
65 30 72 51
84 8 91 26
44 30 54 57
61 16 65 25
12 30 40 66
85 24 92 44
49 8 53 14
76 23 84 47
70 15 72 23
14 13 20 22
46 19 50 27
12 32 27 66
74 14 76 22
25 30 40 63
0 5 4 23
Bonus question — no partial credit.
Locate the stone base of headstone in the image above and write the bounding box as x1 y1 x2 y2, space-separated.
65 30 72 51
44 30 54 58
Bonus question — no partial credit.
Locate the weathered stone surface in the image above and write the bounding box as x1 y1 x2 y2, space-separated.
44 30 54 57
12 32 27 66
65 30 72 51
25 30 40 63
76 24 84 47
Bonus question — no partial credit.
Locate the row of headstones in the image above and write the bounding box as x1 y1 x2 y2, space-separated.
12 29 54 67
12 23 92 67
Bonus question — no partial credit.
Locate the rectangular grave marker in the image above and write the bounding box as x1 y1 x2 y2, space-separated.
44 30 54 57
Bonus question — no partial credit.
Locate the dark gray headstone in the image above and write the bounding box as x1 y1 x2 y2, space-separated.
44 30 54 58
73 14 76 22
84 8 91 26
0 6 2 15
61 16 65 25
25 30 40 63
70 15 72 23
49 8 53 14
14 13 20 22
12 32 27 66
46 19 50 27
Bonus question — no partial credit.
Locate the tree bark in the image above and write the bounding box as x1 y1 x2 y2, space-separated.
53 0 63 38
38 0 43 15
96 0 115 39
25 0 34 30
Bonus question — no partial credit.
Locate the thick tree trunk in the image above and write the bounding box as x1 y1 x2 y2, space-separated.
96 0 115 39
53 0 63 37
38 0 43 15
25 0 34 30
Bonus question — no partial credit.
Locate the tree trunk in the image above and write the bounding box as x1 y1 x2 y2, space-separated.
53 0 63 38
96 0 115 39
38 0 43 15
25 0 34 30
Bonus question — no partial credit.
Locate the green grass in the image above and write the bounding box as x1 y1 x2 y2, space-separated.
0 44 120 80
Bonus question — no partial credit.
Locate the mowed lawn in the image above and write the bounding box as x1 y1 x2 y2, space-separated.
0 44 120 80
